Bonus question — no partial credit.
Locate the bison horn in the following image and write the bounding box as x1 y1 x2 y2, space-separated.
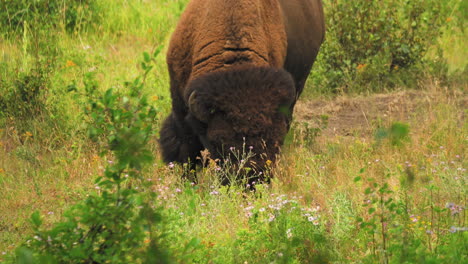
188 91 208 123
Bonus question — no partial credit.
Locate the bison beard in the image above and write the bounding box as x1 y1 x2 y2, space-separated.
159 0 325 184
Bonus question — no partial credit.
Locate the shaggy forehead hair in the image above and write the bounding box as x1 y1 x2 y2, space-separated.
185 66 295 134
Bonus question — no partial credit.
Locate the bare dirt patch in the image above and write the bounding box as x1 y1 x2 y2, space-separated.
294 89 467 138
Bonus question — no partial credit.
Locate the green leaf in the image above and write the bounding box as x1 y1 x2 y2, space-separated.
31 211 42 228
143 51 151 63
153 45 163 58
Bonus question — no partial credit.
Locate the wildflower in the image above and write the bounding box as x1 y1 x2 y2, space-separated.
308 216 317 222
313 220 319 226
268 214 275 222
151 95 159 101
286 228 293 239
210 190 219 195
83 45 91 50
410 215 418 222
229 146 235 151
356 63 367 71
446 17 452 22
259 207 265 212
244 206 254 211
445 202 455 209
175 188 182 193
266 160 272 166
168 162 175 169
249 146 254 150
0 168 4 174
65 60 76 67
277 252 283 257
34 235 42 241
47 211 54 215
144 238 151 243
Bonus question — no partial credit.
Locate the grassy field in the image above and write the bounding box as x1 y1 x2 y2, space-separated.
0 0 466 263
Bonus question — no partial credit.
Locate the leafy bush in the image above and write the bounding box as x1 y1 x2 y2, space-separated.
309 0 453 94
0 0 102 35
9 49 173 263
0 68 50 120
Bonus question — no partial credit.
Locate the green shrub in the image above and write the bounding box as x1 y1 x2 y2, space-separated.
8 49 175 264
309 0 453 94
0 68 49 120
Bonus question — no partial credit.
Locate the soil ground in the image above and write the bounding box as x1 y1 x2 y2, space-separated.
294 89 467 138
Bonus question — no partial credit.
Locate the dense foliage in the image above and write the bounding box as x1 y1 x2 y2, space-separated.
13 49 175 263
309 0 465 94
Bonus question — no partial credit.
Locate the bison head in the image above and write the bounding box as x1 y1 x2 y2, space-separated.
184 66 296 181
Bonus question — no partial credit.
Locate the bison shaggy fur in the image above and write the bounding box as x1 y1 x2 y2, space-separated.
159 0 325 183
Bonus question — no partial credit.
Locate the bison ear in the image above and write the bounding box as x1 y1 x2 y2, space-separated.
188 91 210 123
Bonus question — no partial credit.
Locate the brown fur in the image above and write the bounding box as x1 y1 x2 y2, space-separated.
159 0 325 182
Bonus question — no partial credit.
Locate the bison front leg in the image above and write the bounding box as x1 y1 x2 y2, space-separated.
159 112 204 170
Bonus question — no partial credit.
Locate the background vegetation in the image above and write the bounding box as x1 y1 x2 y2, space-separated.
0 0 466 263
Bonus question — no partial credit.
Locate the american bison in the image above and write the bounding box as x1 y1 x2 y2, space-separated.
159 0 325 183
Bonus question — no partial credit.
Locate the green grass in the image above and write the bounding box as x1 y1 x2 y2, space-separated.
0 0 467 262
